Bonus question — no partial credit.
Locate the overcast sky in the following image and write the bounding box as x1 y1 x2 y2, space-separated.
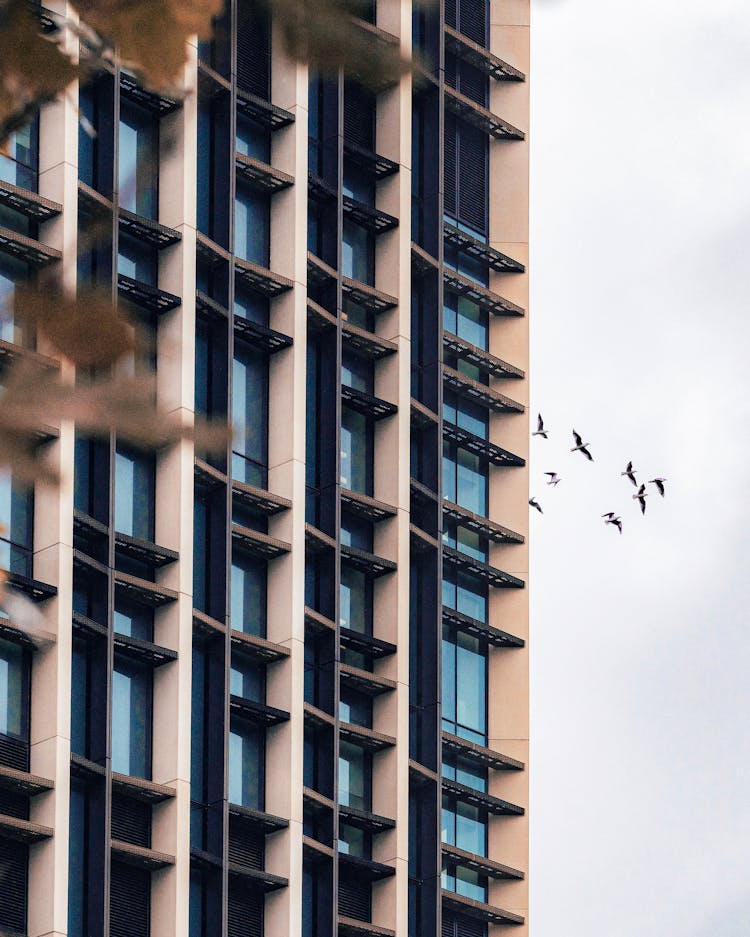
529 1 750 934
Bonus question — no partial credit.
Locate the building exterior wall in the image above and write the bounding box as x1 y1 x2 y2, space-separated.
0 0 529 934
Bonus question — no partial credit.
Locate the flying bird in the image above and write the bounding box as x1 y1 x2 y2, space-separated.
544 472 561 486
570 430 593 461
529 497 543 514
649 477 667 497
601 512 623 534
532 414 548 439
621 461 637 486
633 484 648 514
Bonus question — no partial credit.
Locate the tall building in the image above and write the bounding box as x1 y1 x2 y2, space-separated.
0 0 529 935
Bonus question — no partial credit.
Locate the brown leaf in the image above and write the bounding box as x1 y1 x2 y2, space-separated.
269 0 407 88
0 0 78 146
73 0 223 90
14 284 136 367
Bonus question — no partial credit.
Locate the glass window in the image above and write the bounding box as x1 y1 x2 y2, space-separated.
228 718 263 808
68 779 89 937
230 654 264 702
117 232 157 284
0 116 38 190
340 516 373 552
0 254 28 345
234 182 269 266
119 99 158 218
339 822 370 857
232 342 268 487
0 638 28 740
340 565 370 634
444 294 487 350
441 627 486 744
236 114 270 163
0 470 33 577
114 446 155 541
342 219 373 284
71 637 90 757
441 863 487 902
443 392 487 440
443 444 487 515
113 600 154 642
338 740 370 810
111 657 152 778
441 794 486 857
339 687 372 728
231 551 266 636
341 351 373 394
340 408 371 495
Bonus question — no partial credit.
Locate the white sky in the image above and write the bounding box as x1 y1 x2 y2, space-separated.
529 1 750 934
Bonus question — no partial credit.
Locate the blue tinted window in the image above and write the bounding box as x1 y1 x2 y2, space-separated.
0 638 27 739
232 343 268 486
340 408 371 494
0 116 38 190
0 254 27 345
443 445 487 515
340 565 369 634
68 780 88 936
114 446 155 541
111 657 152 778
441 628 486 744
119 99 158 217
338 740 370 810
342 219 373 284
230 654 264 702
0 470 33 577
113 600 153 641
117 233 156 284
71 638 89 756
228 719 263 808
234 183 269 265
441 795 486 857
231 551 266 636
236 114 270 163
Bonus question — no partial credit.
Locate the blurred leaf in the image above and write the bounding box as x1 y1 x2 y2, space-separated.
270 0 407 87
73 0 223 89
0 360 230 484
14 284 136 367
0 0 78 145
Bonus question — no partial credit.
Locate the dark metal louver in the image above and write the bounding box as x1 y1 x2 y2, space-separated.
0 840 27 933
0 735 29 772
0 788 29 820
338 875 371 922
442 911 487 937
227 885 263 937
444 116 457 218
457 124 487 235
456 0 486 47
237 0 271 99
344 83 375 151
111 795 151 848
228 818 264 870
110 861 150 937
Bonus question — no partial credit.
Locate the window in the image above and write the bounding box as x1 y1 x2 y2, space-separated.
236 0 271 99
338 740 370 810
340 408 372 495
441 627 486 744
444 118 488 241
442 568 487 623
117 232 157 284
341 351 373 394
443 525 487 564
0 470 33 578
113 600 154 641
114 445 155 541
441 794 487 857
0 254 28 345
445 0 487 46
118 99 158 218
342 218 374 284
232 341 268 487
444 293 487 350
441 863 487 903
228 718 263 808
230 654 264 702
190 641 208 849
68 779 89 937
340 565 371 635
0 638 29 742
339 687 372 728
339 822 371 857
231 551 266 636
70 637 90 757
112 657 152 778
443 443 488 515
443 391 487 440
236 113 270 163
0 116 38 190
74 436 109 522
234 182 269 265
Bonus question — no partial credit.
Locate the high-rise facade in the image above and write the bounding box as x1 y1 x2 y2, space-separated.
0 0 529 935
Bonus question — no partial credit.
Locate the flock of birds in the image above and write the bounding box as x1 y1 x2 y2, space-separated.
528 414 667 534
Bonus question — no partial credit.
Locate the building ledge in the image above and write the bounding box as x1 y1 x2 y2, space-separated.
118 209 181 248
114 528 179 568
231 523 291 560
341 384 397 420
444 25 525 82
113 571 178 607
228 803 288 834
443 420 525 468
443 332 524 380
235 152 294 193
339 721 396 753
441 607 524 650
0 814 53 844
337 803 395 834
5 573 56 603
0 225 61 267
441 776 524 816
233 314 293 354
442 544 525 589
342 276 398 313
117 274 181 314
338 852 395 881
111 839 175 871
340 488 397 522
339 627 396 660
410 524 439 553
443 364 524 414
410 398 439 428
442 890 525 926
232 479 291 516
443 267 525 316
227 863 288 891
230 629 290 664
442 500 524 545
0 764 53 797
229 695 290 728
120 71 179 115
338 916 395 937
343 141 399 180
192 609 227 637
342 196 398 234
234 257 293 297
113 632 177 668
195 290 228 321
444 85 525 140
444 222 525 274
304 606 336 634
236 89 295 130
304 702 335 730
111 773 175 804
342 320 397 361
0 179 61 220
339 663 396 697
341 544 397 578
442 843 524 880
